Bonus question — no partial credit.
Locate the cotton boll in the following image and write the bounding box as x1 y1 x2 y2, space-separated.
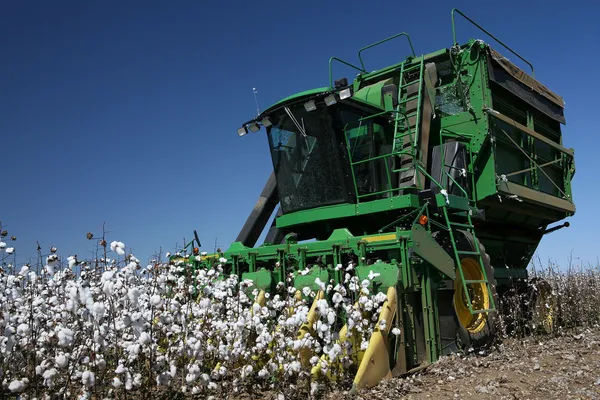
113 377 123 388
5 247 14 254
81 370 95 387
67 256 77 269
138 332 151 345
42 368 58 387
16 323 30 337
57 328 74 346
127 288 141 305
92 302 105 319
150 294 162 307
8 379 26 392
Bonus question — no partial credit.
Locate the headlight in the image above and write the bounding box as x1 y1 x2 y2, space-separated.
324 94 337 106
303 100 317 112
339 88 353 100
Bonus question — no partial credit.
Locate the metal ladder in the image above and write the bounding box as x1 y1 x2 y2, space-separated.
442 207 496 315
391 56 425 184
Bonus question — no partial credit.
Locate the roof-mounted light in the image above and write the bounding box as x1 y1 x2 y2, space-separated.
304 100 317 112
248 122 260 133
261 117 272 127
339 87 353 100
324 94 337 106
237 126 248 136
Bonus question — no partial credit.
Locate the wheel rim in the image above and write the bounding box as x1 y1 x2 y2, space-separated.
531 279 555 332
453 257 490 334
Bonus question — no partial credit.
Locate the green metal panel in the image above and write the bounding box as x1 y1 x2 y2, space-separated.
353 78 394 109
411 225 455 280
275 194 420 229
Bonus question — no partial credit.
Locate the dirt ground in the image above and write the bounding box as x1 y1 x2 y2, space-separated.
321 327 600 400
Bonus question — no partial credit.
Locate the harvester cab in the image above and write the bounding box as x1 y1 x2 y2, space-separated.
175 8 576 392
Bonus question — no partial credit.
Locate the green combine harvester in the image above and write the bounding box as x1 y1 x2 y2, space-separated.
173 9 575 391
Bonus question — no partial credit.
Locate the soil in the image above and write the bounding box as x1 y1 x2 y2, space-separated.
242 326 600 400
323 327 600 400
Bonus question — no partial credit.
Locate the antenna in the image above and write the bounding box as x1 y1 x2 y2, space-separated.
253 87 260 116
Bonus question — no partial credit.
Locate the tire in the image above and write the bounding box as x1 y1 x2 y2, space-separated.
526 277 556 335
452 230 498 350
432 230 498 351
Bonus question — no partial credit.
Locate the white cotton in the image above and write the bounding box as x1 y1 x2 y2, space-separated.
315 277 326 291
110 240 125 252
392 327 401 336
327 311 336 325
8 379 25 392
289 361 301 373
440 189 450 204
128 288 141 305
379 319 387 330
55 354 68 368
42 368 57 380
368 270 380 280
138 332 151 345
113 377 123 388
19 265 29 276
115 364 127 374
150 294 162 307
67 256 77 269
0 242 5 248
45 263 54 275
57 328 74 346
16 323 30 337
92 302 105 319
332 292 344 305
5 247 14 254
82 371 95 387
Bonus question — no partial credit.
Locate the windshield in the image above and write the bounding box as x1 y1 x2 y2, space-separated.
267 101 353 213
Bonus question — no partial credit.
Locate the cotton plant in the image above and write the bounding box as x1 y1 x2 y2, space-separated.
0 236 405 398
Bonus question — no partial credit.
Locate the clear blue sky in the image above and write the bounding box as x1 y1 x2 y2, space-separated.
1 0 598 268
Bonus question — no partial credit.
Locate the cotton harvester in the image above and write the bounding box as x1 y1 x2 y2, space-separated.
172 9 575 391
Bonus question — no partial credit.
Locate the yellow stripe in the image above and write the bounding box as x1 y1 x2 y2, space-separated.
363 233 397 243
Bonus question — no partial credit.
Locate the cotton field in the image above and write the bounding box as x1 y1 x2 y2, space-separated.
1 230 599 399
0 237 397 399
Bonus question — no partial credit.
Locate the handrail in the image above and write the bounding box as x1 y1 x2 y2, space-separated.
451 8 535 78
328 57 366 88
357 32 416 72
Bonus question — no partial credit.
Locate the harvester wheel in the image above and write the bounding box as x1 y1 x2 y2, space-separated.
452 231 498 351
526 277 556 334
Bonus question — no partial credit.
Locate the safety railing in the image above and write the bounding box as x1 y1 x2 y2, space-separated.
357 32 416 72
451 8 535 77
485 107 574 200
343 110 472 204
328 57 366 89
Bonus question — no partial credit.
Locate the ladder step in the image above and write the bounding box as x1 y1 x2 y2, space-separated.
394 131 413 139
449 222 474 228
392 167 414 173
399 78 422 89
402 64 422 73
398 94 420 104
457 250 480 256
